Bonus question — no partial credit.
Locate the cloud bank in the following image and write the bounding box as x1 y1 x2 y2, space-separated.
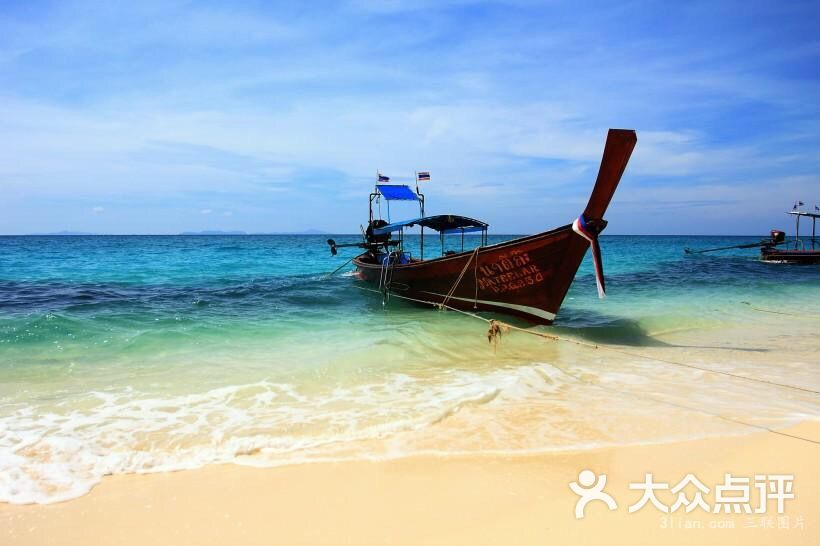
1 1 818 234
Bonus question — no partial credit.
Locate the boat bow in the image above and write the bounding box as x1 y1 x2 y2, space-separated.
572 129 637 298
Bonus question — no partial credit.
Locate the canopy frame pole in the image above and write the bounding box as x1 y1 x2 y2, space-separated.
418 191 425 259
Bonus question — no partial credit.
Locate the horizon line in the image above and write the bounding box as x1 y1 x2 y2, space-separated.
0 233 784 238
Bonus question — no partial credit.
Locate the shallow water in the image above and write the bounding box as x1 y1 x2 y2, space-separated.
1 234 819 503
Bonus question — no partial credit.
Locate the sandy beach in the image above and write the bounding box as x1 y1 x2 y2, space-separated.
2 421 817 546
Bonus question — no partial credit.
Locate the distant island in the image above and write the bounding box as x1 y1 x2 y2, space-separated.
17 229 331 236
31 231 98 236
254 229 329 235
179 230 248 235
180 229 328 235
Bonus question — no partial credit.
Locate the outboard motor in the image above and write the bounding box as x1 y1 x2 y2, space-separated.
326 219 395 256
365 219 390 246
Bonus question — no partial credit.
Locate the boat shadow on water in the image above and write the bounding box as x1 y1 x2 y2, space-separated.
357 291 768 353
550 308 768 352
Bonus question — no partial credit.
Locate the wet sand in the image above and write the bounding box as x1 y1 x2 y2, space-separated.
2 421 817 546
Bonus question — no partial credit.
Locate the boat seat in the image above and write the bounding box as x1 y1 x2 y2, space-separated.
380 252 410 265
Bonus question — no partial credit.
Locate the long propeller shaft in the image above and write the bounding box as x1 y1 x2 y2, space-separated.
684 240 780 254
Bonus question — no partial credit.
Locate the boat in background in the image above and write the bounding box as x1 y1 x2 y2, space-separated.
760 208 820 264
326 129 637 324
685 204 820 265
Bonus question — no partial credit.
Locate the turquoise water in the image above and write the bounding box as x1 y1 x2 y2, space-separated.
1 235 819 503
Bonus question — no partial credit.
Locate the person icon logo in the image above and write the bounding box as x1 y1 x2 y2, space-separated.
569 469 618 519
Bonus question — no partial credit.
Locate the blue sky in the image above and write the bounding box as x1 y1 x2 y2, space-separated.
1 0 818 234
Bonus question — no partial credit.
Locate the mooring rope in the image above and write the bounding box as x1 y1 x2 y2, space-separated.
378 252 395 294
355 284 820 444
356 285 820 444
549 363 820 446
323 256 355 279
440 247 480 310
740 301 820 318
358 286 820 395
357 283 820 443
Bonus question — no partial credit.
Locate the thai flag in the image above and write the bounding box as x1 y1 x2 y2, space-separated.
378 173 390 183
417 171 431 182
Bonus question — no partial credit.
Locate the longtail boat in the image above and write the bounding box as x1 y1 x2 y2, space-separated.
761 209 820 264
685 206 820 265
327 129 637 324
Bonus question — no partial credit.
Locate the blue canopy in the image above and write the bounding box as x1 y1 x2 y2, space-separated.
376 184 418 201
372 214 488 235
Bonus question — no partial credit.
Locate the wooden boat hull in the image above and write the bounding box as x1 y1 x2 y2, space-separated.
352 224 589 324
761 247 820 264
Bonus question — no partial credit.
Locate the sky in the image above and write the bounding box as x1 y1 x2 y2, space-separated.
0 0 818 235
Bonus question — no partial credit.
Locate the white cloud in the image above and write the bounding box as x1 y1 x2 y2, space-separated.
92 206 104 214
0 1 818 234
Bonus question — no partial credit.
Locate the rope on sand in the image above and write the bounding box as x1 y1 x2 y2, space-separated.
740 301 820 318
354 285 820 444
550 365 820 446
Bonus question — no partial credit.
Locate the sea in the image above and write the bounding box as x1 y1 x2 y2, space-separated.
1 234 818 504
